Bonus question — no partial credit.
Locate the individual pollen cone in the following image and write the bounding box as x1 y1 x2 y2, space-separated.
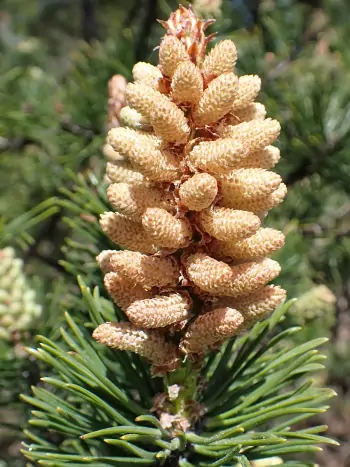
119 106 149 129
131 141 181 182
125 83 163 120
194 72 238 126
108 127 159 158
220 169 282 202
179 173 218 211
185 253 280 297
184 253 236 294
188 138 248 174
219 119 281 153
106 161 145 185
132 62 162 89
125 293 192 328
232 75 261 111
100 212 157 254
233 146 280 170
171 61 203 104
159 35 190 77
226 258 281 297
211 228 285 259
216 286 287 328
96 250 116 273
235 285 287 327
103 143 124 162
228 103 266 125
142 208 192 249
107 183 174 220
197 207 261 241
108 251 180 289
180 307 243 355
93 322 179 371
202 40 237 77
150 93 190 143
109 131 180 182
220 183 287 213
104 272 152 311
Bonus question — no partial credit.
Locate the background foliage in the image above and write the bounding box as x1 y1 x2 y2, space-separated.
1 0 350 465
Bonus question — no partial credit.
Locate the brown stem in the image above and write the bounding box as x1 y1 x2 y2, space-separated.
81 0 99 43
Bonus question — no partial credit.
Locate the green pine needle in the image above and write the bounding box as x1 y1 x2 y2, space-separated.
21 286 336 466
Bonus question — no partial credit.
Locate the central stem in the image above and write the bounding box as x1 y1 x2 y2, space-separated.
163 359 202 425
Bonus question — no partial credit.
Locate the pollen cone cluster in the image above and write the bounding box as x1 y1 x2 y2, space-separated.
93 6 287 373
290 285 336 325
0 247 42 341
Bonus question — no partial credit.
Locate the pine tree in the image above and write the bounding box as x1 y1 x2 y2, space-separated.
2 0 350 465
20 6 337 466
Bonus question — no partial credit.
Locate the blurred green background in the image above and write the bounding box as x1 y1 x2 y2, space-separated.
0 0 350 465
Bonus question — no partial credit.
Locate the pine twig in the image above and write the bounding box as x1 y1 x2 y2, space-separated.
81 0 99 43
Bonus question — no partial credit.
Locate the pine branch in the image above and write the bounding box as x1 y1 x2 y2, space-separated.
14 5 341 466
284 162 315 186
0 136 39 153
135 0 158 61
60 116 101 139
21 292 337 465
